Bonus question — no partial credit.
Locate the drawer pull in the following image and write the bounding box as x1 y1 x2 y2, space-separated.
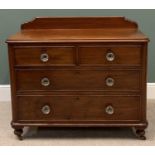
41 77 50 87
105 105 114 115
106 77 114 87
41 105 51 115
106 51 115 61
40 53 49 62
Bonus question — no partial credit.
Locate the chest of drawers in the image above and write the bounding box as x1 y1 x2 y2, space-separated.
7 17 149 140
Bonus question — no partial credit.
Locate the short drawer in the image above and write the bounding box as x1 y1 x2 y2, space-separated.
16 69 140 92
79 46 141 66
16 95 141 121
14 46 75 66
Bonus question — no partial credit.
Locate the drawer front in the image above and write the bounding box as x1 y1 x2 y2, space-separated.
16 69 140 91
14 46 75 66
16 95 140 121
79 46 141 66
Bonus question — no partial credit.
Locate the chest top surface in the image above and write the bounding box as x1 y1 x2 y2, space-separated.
7 17 149 43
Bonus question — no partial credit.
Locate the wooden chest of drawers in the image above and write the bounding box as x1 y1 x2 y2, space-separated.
7 17 149 140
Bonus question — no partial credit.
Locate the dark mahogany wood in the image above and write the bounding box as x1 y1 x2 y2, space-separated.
16 95 141 121
79 45 141 66
14 128 23 140
6 17 149 140
14 46 76 66
15 69 140 92
21 17 138 29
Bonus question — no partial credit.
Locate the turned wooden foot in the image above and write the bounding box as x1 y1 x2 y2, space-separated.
132 127 146 140
14 128 23 140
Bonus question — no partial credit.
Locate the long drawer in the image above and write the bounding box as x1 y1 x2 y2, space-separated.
16 69 140 92
16 95 141 121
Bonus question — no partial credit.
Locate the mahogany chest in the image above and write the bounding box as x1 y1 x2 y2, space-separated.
7 17 149 140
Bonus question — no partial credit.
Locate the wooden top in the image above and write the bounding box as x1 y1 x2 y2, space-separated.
7 17 149 43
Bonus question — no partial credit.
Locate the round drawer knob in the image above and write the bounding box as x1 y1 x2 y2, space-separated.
105 105 114 115
106 51 115 61
106 77 114 87
41 105 51 115
40 53 49 62
41 77 50 87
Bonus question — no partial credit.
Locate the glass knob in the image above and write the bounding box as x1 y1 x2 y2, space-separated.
106 51 115 61
41 77 50 87
105 105 114 115
106 77 114 87
41 105 51 115
40 53 49 62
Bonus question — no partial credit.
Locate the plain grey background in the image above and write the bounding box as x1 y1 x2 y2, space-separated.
0 9 154 84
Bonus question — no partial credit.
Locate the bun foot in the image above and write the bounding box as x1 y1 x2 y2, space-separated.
14 128 23 140
132 127 146 140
